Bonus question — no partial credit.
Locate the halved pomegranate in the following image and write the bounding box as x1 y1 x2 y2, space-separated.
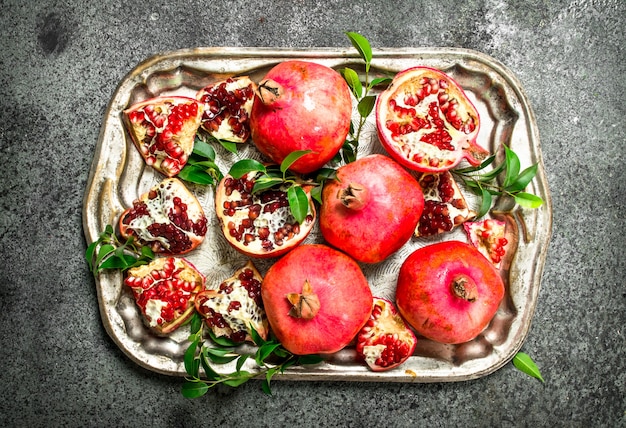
119 178 207 255
415 171 475 237
196 76 256 143
464 218 508 268
356 298 417 372
249 60 352 174
396 241 505 344
124 257 205 334
261 244 373 355
320 154 424 263
376 66 488 173
123 96 203 177
215 171 315 258
195 261 268 343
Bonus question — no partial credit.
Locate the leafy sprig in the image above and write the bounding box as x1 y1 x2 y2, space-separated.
85 224 155 275
227 150 330 224
182 314 323 397
177 136 224 185
337 32 392 164
452 145 544 217
513 352 544 382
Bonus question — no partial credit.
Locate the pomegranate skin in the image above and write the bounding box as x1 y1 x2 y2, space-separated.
261 244 373 355
319 154 424 264
396 240 505 344
249 61 352 174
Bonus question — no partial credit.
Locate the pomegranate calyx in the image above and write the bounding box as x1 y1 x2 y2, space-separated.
257 79 283 105
338 183 368 211
286 280 320 320
451 275 477 302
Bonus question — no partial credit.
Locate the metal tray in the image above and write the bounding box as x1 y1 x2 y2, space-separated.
83 47 552 382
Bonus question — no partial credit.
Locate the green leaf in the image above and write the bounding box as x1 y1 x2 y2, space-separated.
513 352 544 382
193 138 216 160
476 187 493 218
220 140 238 154
280 150 313 173
181 380 209 399
261 378 272 395
99 254 136 271
205 347 239 365
310 185 323 205
357 95 376 118
178 165 216 185
199 350 221 380
236 354 249 372
475 161 506 181
140 245 155 259
257 342 282 365
249 324 266 346
316 167 337 182
368 76 393 89
95 244 115 268
514 192 544 209
505 164 538 193
208 330 239 347
287 186 310 225
345 32 372 71
341 67 363 99
252 176 284 193
223 372 253 387
85 240 100 272
189 312 203 335
503 145 521 187
229 159 266 179
184 340 200 377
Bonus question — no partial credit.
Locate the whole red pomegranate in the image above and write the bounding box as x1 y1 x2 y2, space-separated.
249 60 352 174
376 66 488 173
396 241 505 344
124 257 205 334
261 244 373 355
319 154 424 263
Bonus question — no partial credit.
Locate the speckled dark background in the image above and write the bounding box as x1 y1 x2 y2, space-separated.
1 0 624 426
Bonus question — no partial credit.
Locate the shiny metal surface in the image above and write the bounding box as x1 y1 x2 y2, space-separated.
83 47 552 381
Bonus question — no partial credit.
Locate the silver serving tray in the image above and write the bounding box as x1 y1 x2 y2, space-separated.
83 47 552 382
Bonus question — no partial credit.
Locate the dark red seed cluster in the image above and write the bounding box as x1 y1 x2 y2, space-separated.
199 78 254 140
371 333 412 368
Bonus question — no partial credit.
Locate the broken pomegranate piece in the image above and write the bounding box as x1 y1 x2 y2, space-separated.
356 297 417 372
124 257 205 334
123 96 203 177
415 171 475 237
463 218 508 268
195 261 268 343
196 76 256 143
119 178 208 255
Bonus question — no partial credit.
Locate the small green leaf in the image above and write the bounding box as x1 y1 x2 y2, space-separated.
85 240 100 272
178 165 216 185
261 378 272 395
252 176 284 193
199 350 221 380
341 67 363 99
345 32 372 71
208 330 239 347
310 185 323 205
514 192 544 209
368 76 393 89
223 372 253 387
287 186 310 225
357 95 376 118
280 150 313 173
181 380 209 399
257 342 282 364
503 145 521 187
316 167 337 182
189 312 203 335
184 340 200 377
220 140 238 154
95 244 115 267
513 352 544 382
475 161 506 181
193 138 217 160
236 354 249 372
505 164 538 193
99 254 136 271
229 159 266 179
249 324 266 346
476 187 493 218
205 348 239 364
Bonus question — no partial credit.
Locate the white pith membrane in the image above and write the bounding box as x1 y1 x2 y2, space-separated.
125 178 206 250
415 171 476 237
197 77 256 143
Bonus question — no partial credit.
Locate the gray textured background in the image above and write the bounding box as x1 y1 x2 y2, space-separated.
1 0 624 426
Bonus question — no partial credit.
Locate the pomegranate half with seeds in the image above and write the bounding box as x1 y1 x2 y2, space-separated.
195 261 268 343
250 60 352 174
119 178 208 255
376 66 488 173
415 171 475 237
196 76 256 143
261 244 373 355
123 96 203 177
356 298 417 372
396 240 505 344
124 257 205 334
215 171 315 258
319 154 424 263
